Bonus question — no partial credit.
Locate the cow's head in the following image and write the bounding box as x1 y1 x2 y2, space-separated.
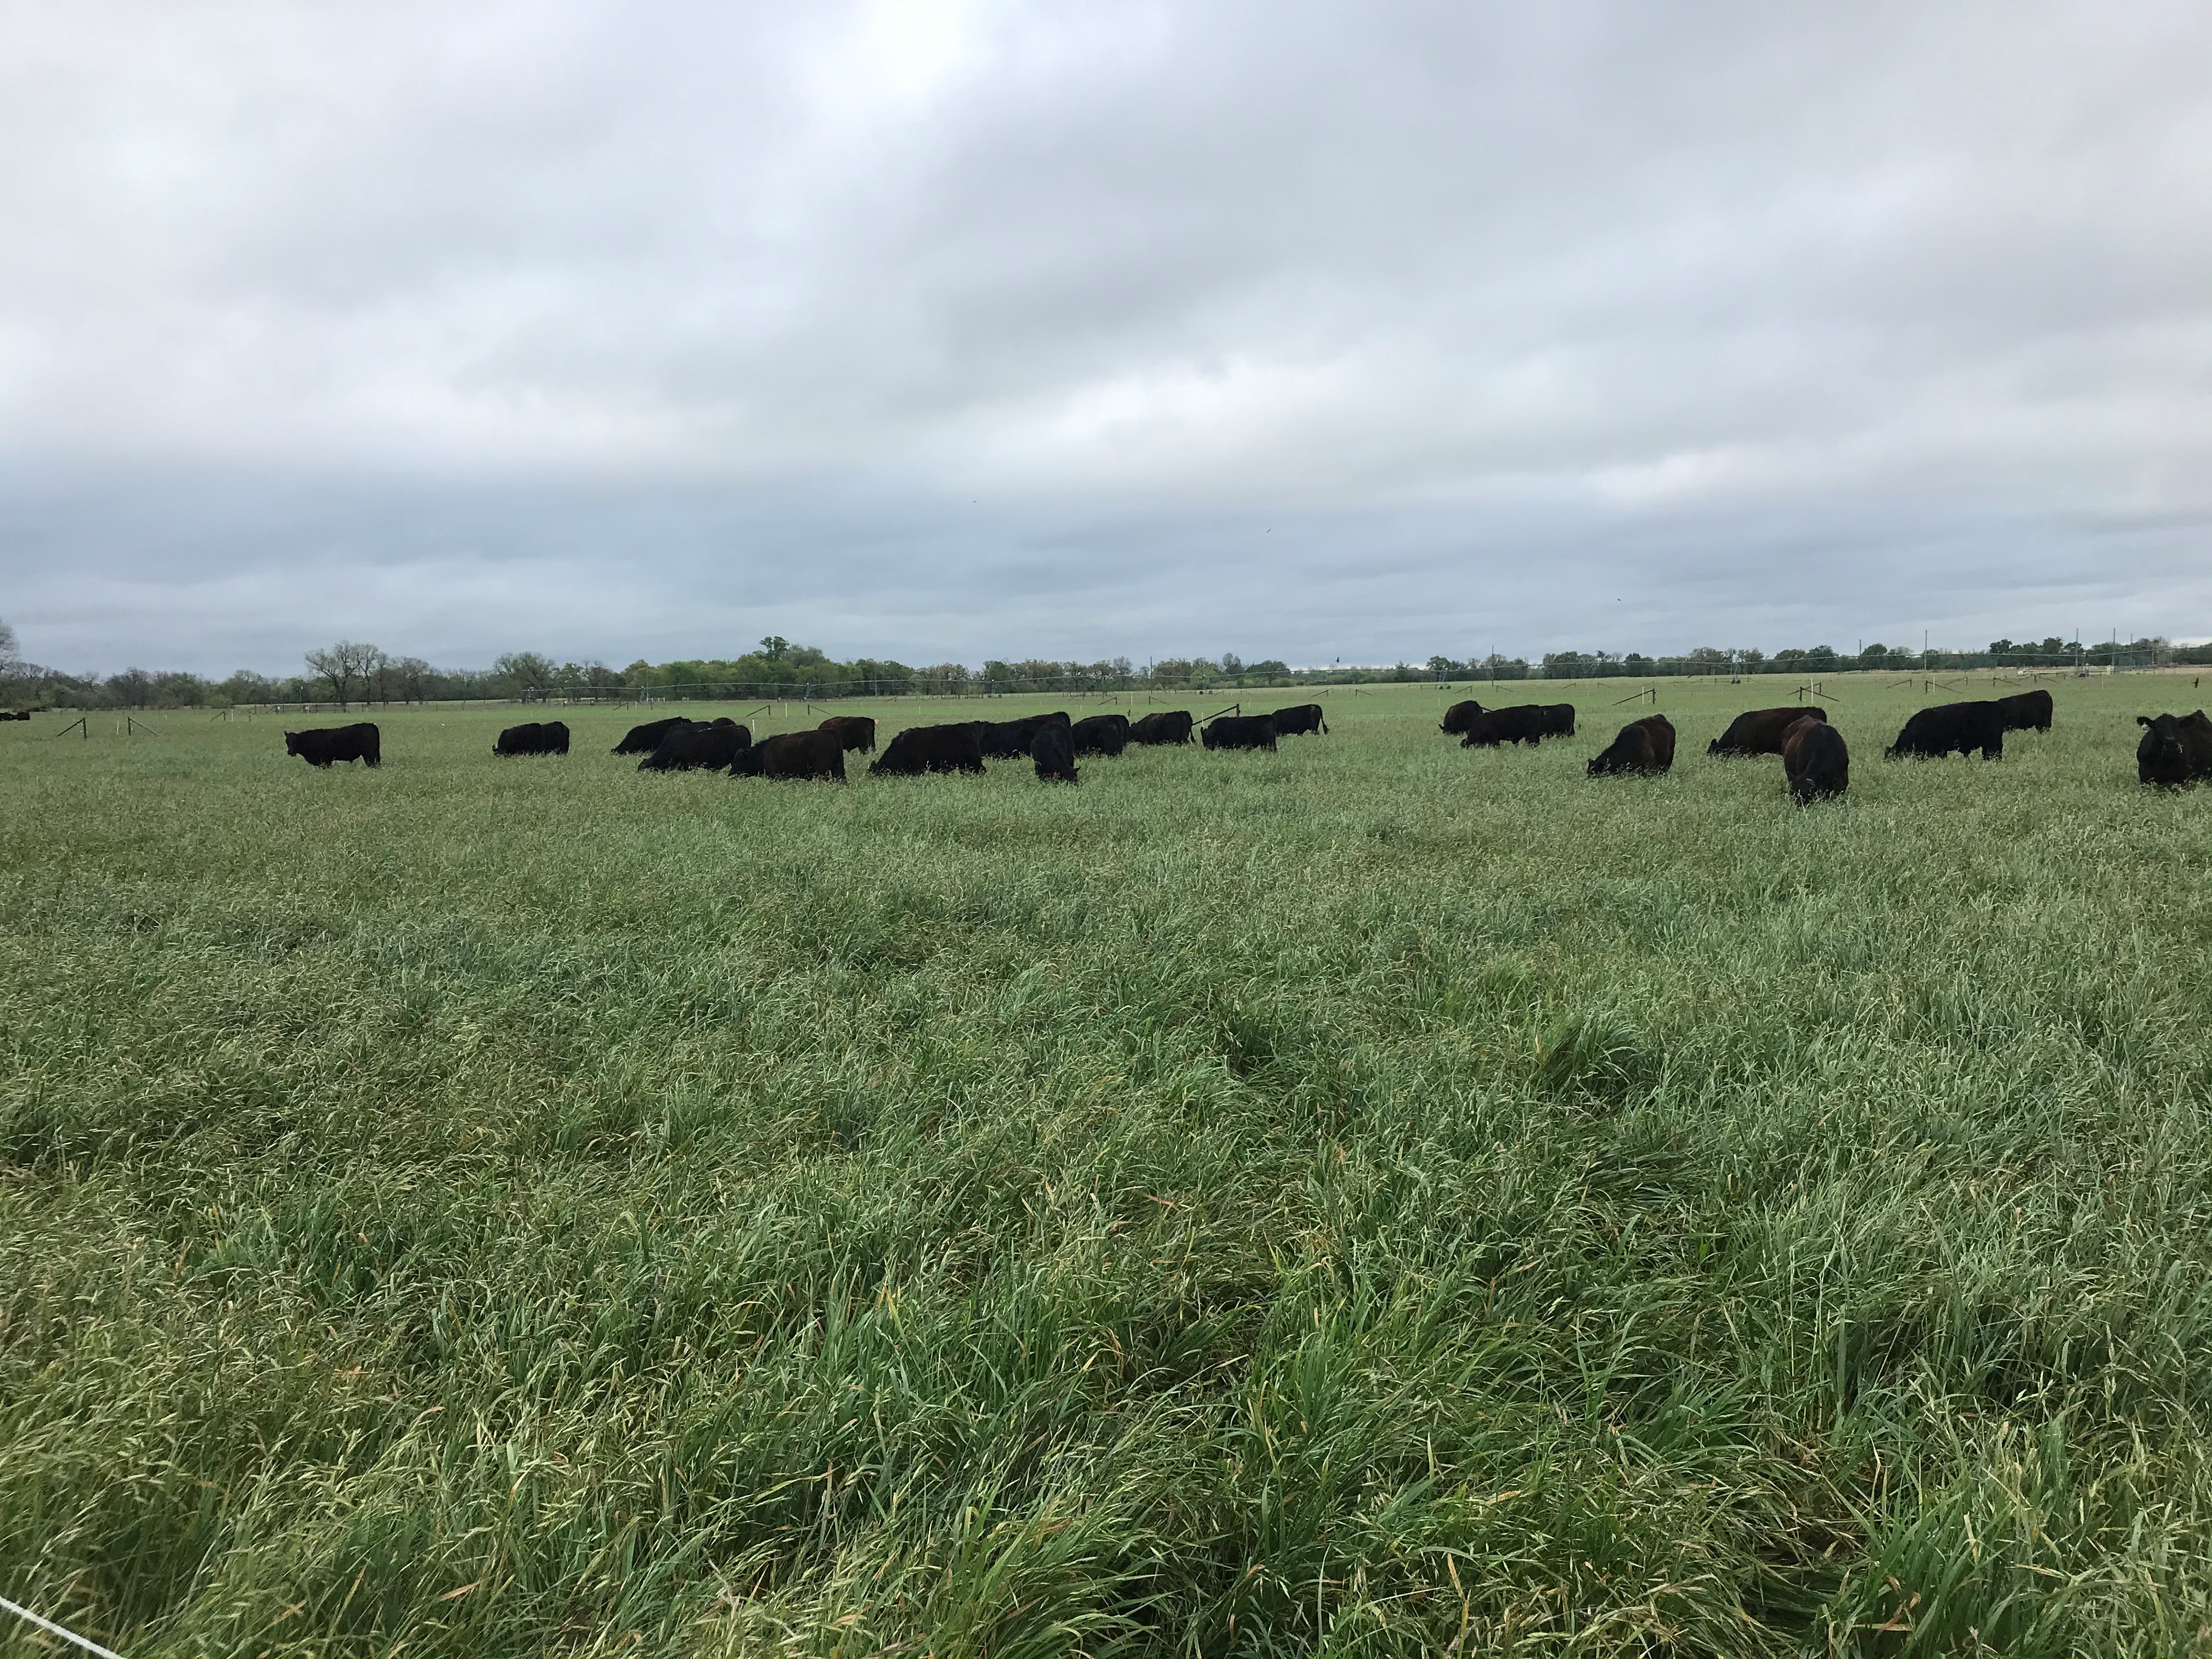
283 731 303 755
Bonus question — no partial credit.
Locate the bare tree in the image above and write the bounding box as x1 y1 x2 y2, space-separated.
0 617 21 675
304 641 383 709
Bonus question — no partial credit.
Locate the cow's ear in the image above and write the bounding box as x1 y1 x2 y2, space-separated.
2137 716 2153 726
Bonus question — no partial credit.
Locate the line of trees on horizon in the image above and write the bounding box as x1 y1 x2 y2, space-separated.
1 618 2201 711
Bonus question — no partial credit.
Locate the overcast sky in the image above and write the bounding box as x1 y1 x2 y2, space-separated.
2 1 2207 675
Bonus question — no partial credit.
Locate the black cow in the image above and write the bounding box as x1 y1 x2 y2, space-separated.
2137 712 2212 787
1996 690 2054 732
1131 710 1195 745
1458 704 1561 748
733 729 846 781
1542 704 1576 737
1707 707 1827 758
1031 722 1079 782
1886 701 2006 761
1587 714 1676 776
1440 699 1485 735
1785 716 1849 804
1271 703 1328 736
613 715 695 755
0 710 29 721
637 722 751 772
819 715 878 753
285 723 381 768
1072 714 1130 757
870 723 987 776
973 712 1073 759
1202 714 1277 752
495 720 570 757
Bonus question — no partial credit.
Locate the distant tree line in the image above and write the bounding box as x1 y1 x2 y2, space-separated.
3 617 2204 711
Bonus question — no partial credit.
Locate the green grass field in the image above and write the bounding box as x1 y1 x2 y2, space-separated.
5 676 2211 1657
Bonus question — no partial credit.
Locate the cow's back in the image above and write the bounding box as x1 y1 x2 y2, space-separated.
1785 717 1848 803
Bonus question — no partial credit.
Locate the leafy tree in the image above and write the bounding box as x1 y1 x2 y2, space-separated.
493 652 556 698
759 636 789 661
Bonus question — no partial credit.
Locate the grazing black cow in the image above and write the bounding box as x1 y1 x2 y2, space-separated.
1542 704 1576 737
1440 699 1485 735
1784 716 1849 804
1131 710 1195 745
1458 704 1563 748
494 720 570 757
1886 701 2006 761
1707 707 1827 758
870 723 987 776
972 712 1073 759
1072 713 1130 757
1587 714 1676 776
1202 714 1278 752
613 715 693 755
1996 690 2054 732
637 721 751 772
819 714 878 753
1271 703 1328 736
285 723 381 768
0 710 28 721
1031 722 1079 782
732 728 847 781
2136 712 2212 787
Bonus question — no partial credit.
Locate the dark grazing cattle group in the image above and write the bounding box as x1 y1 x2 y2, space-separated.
0 709 32 722
1454 703 1575 748
272 679 2212 803
637 721 753 772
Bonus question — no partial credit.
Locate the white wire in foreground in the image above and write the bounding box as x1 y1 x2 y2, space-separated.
0 1594 129 1659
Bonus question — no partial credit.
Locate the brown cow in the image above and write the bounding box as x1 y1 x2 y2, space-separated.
1587 714 1675 776
1784 716 1849 804
818 714 878 753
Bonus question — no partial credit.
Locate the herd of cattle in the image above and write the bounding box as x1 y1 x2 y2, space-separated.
265 686 2212 793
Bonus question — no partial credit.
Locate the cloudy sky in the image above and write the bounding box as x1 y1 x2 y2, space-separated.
2 1 2207 675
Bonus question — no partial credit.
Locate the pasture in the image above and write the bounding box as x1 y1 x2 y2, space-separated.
4 676 2211 1656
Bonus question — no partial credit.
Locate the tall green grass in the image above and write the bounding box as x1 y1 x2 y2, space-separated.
4 679 2211 1656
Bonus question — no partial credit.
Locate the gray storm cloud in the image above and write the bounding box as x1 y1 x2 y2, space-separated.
2 0 2207 672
